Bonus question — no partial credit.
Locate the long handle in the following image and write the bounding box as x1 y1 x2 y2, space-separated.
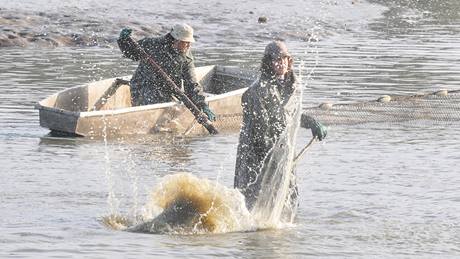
293 136 317 165
91 78 130 111
125 36 219 135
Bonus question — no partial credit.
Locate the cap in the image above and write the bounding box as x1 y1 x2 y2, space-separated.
170 23 195 43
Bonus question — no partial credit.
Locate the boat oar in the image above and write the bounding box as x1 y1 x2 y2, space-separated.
91 78 130 111
293 136 317 165
124 36 219 135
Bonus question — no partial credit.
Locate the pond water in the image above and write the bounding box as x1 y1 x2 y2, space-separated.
1 0 459 257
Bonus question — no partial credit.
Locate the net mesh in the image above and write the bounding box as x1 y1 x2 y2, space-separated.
185 89 460 136
303 90 460 126
184 113 244 136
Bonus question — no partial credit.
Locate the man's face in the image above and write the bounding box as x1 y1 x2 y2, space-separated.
173 40 191 54
272 56 291 76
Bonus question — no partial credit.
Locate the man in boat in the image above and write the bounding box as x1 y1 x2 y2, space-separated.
117 23 215 121
234 40 327 222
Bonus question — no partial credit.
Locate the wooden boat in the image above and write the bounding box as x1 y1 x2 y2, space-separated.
36 65 256 137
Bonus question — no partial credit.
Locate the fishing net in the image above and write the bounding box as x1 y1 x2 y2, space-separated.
187 89 460 136
250 84 303 226
182 113 243 136
303 90 460 127
202 113 243 132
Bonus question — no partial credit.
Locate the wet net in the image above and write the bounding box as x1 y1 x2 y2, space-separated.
250 83 303 226
184 113 244 136
186 89 460 136
303 90 460 127
214 113 244 128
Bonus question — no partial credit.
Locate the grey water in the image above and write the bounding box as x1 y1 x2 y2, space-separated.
1 0 460 257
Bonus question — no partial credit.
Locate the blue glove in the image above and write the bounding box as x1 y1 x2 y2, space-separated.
119 28 132 40
311 120 327 141
202 105 216 121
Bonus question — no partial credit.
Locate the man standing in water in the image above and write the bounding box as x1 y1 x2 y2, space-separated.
117 23 215 121
234 40 327 222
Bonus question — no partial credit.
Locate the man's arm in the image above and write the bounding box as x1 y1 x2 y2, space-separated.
182 58 207 109
117 28 149 61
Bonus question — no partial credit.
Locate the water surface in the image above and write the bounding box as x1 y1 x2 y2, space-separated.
1 0 460 257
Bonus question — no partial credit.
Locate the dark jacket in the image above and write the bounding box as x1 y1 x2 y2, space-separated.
118 34 206 108
234 71 301 218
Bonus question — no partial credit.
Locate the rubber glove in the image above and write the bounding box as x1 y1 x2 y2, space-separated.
202 105 216 121
119 28 132 40
311 120 327 141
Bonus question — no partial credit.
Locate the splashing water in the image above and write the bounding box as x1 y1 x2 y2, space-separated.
103 165 300 234
250 77 303 228
102 114 120 216
103 67 306 234
103 173 256 234
104 108 303 234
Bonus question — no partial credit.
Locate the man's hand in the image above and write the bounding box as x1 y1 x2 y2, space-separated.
119 28 132 40
202 105 216 121
311 120 327 141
